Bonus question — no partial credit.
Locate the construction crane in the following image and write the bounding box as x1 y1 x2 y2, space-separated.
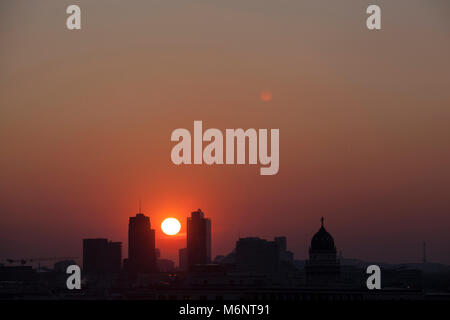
2 257 78 271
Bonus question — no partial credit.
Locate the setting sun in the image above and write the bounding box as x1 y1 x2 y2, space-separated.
161 217 181 235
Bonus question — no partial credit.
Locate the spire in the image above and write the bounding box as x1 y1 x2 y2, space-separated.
138 198 142 214
321 216 324 227
423 241 427 264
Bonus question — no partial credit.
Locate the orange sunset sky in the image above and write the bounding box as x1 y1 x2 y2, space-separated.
1 1 450 265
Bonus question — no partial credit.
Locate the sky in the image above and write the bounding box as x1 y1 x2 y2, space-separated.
1 0 450 266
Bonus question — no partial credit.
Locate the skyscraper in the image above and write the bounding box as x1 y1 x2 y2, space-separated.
187 209 211 267
127 212 157 274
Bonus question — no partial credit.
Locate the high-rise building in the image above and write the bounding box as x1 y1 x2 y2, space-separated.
83 238 122 274
127 213 157 273
187 209 211 267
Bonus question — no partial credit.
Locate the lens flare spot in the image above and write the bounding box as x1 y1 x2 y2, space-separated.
260 91 272 102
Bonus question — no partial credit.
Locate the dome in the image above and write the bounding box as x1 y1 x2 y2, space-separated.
310 217 336 251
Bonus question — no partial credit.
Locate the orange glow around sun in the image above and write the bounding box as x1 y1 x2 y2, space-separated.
161 217 181 235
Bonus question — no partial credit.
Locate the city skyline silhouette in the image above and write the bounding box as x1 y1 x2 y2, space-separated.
0 204 447 268
3 206 449 300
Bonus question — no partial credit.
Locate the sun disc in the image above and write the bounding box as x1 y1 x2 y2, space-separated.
161 218 181 235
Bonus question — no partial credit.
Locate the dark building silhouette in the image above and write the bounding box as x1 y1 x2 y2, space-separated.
236 237 280 274
179 247 188 271
221 236 295 275
305 217 340 284
127 213 157 274
157 259 175 272
0 266 36 282
275 236 294 263
108 242 122 273
54 260 77 274
187 209 211 267
83 238 122 274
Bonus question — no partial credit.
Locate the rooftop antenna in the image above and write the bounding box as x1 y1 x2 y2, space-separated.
423 241 427 264
138 197 142 214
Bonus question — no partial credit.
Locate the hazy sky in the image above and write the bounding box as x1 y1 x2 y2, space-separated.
1 0 449 265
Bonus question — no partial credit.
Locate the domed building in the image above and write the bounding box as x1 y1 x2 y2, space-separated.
305 217 340 285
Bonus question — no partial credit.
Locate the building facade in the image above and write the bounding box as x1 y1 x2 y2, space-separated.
305 217 340 285
83 238 122 274
187 209 211 267
127 213 157 274
236 237 280 274
179 247 188 271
